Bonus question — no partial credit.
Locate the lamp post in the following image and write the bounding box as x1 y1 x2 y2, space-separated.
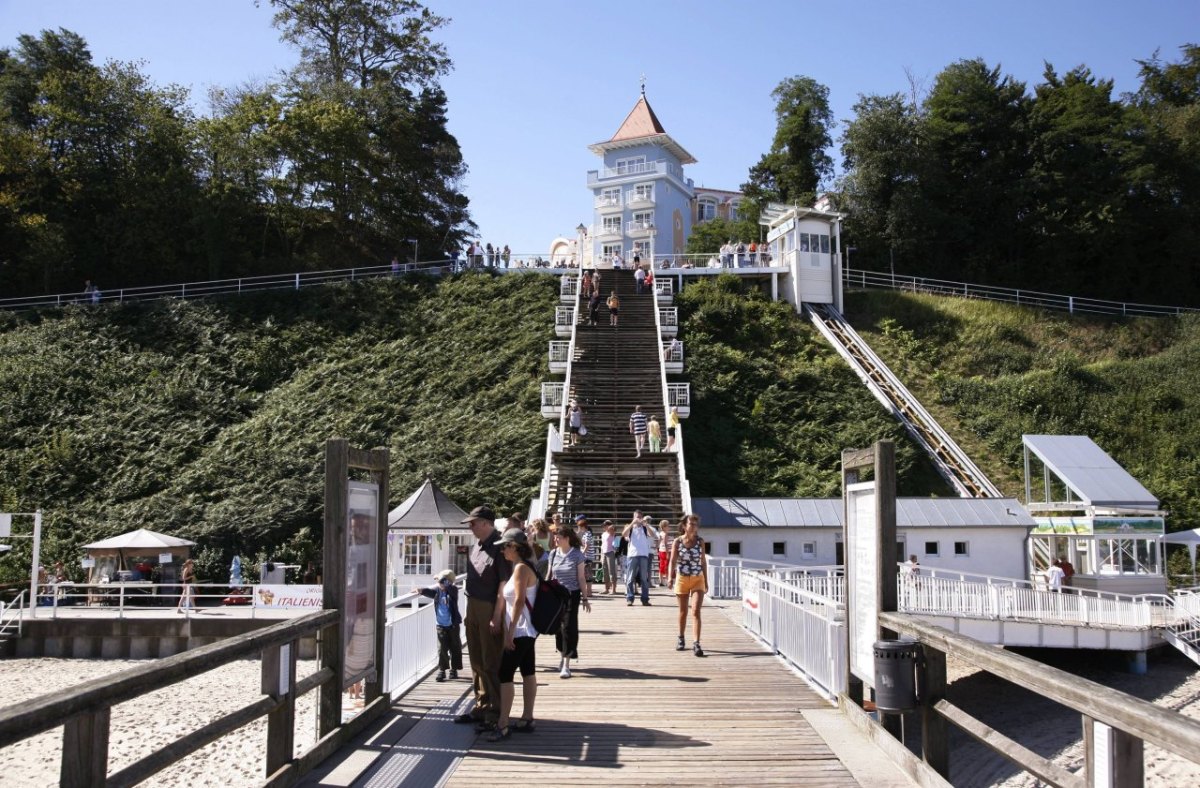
576 223 588 270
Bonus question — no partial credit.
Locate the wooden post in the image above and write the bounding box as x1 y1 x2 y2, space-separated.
61 707 110 788
262 641 297 776
876 441 897 622
320 439 349 738
1084 716 1144 787
921 645 950 778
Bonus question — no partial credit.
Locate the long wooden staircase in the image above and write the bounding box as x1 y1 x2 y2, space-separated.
542 270 686 525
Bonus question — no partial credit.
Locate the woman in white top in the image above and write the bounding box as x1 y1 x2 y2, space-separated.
492 528 539 741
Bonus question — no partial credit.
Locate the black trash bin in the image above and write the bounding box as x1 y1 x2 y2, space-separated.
873 639 920 712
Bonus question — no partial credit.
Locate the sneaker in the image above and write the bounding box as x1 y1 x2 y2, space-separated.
559 664 572 679
676 636 686 651
435 670 446 682
641 600 652 606
693 642 705 657
448 669 458 679
627 600 634 606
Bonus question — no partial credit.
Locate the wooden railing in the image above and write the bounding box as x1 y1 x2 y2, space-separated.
879 612 1200 786
0 610 339 787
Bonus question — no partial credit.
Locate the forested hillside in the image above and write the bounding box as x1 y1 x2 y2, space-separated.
0 272 556 582
2 274 1197 583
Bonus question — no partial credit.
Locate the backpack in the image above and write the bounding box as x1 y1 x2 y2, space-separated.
525 561 571 635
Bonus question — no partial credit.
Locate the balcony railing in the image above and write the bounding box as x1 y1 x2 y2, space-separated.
549 341 570 364
654 279 674 296
595 194 622 211
668 382 690 408
560 276 579 298
587 160 684 183
626 190 655 207
541 382 565 409
626 220 656 237
555 305 574 327
658 307 678 327
662 340 684 363
595 224 623 240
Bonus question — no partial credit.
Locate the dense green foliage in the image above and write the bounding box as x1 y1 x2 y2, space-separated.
0 272 556 582
843 290 1200 533
0 1 471 297
676 276 952 498
839 48 1200 305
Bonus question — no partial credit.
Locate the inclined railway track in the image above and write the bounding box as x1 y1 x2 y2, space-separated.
807 303 1002 499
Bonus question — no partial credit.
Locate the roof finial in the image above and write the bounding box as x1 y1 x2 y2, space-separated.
640 73 646 96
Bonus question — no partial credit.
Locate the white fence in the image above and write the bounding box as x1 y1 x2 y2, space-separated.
843 268 1196 318
740 570 846 700
382 581 466 695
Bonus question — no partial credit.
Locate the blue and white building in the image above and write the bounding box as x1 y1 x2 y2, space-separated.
585 90 738 267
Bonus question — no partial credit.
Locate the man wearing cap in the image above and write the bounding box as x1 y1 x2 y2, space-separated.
455 505 510 727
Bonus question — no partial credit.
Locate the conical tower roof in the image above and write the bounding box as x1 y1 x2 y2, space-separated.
589 92 696 165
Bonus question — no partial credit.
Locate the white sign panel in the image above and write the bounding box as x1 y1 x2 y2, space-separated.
742 573 760 614
254 584 323 609
846 481 878 688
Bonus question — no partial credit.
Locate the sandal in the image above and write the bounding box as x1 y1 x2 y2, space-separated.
512 718 537 733
486 726 511 742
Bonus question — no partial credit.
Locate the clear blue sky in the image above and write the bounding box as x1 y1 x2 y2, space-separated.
3 0 1197 255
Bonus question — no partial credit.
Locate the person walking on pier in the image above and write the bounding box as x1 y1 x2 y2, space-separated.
623 512 658 606
548 525 591 678
656 520 671 586
455 506 509 730
601 521 619 594
668 514 708 656
629 405 648 457
491 528 540 741
175 558 196 612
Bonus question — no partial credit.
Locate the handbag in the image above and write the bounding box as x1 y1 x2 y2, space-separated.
578 425 588 436
528 558 571 635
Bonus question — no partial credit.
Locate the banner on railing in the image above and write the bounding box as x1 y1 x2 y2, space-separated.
254 584 323 608
743 573 760 612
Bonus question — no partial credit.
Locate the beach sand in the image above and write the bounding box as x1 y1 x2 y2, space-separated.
0 658 322 788
944 648 1200 787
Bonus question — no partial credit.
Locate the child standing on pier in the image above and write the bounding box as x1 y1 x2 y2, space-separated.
415 569 463 681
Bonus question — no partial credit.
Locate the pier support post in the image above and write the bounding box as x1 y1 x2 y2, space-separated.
920 646 949 778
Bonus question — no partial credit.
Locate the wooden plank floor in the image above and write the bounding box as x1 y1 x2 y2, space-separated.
441 589 860 787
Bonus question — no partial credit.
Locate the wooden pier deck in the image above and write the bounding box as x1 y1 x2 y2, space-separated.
306 589 908 787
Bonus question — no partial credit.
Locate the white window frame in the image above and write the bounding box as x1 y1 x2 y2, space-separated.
801 542 816 559
615 155 646 174
632 240 651 258
601 187 620 202
402 534 432 574
602 215 622 233
601 243 622 259
634 183 653 201
728 200 741 221
697 199 717 221
632 210 653 227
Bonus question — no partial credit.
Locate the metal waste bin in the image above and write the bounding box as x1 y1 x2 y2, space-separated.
873 639 919 712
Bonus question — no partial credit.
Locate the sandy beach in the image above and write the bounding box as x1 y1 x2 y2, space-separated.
0 658 322 788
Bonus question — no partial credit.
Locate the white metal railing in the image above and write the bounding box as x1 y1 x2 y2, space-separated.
706 558 834 599
654 278 674 296
595 195 622 210
625 220 655 235
625 189 655 205
26 582 307 619
549 341 570 365
0 591 26 639
662 340 683 364
741 570 846 699
658 307 677 327
555 305 574 327
843 268 1197 318
560 276 579 297
589 160 682 181
898 573 1159 629
667 382 690 409
541 382 565 410
651 252 779 270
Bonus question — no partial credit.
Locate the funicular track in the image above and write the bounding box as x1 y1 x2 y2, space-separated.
806 303 1002 499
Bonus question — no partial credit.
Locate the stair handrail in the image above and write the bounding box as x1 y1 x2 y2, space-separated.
540 271 584 518
557 272 584 441
0 590 26 640
652 281 691 514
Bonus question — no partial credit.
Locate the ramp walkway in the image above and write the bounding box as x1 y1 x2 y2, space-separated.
302 591 913 787
806 303 1001 499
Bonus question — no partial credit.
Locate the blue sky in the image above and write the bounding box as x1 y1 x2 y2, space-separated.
3 0 1197 255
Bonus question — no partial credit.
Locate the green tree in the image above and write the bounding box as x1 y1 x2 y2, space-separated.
741 76 834 221
268 0 472 259
684 216 759 256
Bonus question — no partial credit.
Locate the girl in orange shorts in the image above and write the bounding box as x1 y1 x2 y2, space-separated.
668 514 708 656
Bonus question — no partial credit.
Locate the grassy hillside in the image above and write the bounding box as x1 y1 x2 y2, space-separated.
3 273 1194 584
0 272 558 582
843 290 1200 531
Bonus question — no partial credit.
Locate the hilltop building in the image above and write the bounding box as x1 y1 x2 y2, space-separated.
581 88 744 267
